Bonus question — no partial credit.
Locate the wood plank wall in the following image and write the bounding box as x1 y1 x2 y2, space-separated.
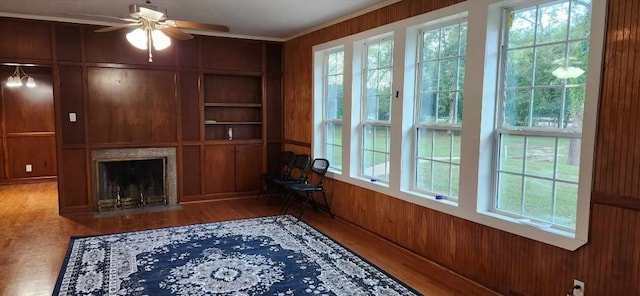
593 0 640 199
283 0 640 295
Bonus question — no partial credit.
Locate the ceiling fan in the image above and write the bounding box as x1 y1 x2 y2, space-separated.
93 0 229 62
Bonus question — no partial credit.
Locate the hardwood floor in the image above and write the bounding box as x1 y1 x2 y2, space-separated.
0 182 498 296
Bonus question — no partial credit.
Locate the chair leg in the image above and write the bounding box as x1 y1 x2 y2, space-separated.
321 191 334 218
256 180 267 199
296 192 314 221
280 190 294 213
265 184 281 204
265 188 275 204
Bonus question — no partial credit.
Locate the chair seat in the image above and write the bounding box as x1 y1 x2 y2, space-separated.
272 178 301 185
287 183 322 192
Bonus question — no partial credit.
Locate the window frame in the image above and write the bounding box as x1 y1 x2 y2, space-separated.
491 0 595 232
359 37 395 183
322 48 346 172
412 18 468 200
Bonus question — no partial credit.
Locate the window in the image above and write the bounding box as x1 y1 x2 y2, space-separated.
323 49 345 171
494 0 593 230
311 0 605 250
414 20 467 199
361 39 393 182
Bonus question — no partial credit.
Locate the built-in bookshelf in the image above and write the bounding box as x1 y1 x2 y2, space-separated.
203 74 262 141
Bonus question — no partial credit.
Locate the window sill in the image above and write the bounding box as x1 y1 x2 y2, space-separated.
400 188 459 207
328 171 390 194
476 210 587 251
352 175 390 188
326 169 342 177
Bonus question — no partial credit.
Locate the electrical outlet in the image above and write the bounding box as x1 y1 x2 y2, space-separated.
25 164 32 173
573 279 584 296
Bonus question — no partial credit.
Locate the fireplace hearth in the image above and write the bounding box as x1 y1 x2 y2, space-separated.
92 148 177 212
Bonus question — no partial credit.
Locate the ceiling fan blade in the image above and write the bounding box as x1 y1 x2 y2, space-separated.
95 23 140 33
166 20 229 32
63 13 139 23
159 26 194 40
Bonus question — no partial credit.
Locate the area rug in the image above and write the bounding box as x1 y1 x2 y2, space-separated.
53 215 420 295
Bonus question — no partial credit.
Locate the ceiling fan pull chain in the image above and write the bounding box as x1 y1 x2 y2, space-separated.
147 26 154 62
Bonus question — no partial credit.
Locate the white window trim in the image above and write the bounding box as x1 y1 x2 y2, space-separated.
412 17 468 200
311 0 606 251
322 48 346 172
314 45 346 175
355 34 397 185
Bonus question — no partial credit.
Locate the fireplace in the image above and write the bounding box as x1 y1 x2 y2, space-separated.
92 148 177 212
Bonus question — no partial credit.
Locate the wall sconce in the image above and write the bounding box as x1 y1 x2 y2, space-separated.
6 65 36 88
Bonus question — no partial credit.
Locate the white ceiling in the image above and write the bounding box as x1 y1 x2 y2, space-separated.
0 0 398 41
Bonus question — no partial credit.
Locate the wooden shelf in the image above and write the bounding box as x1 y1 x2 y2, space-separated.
204 139 263 145
204 103 262 108
205 121 262 125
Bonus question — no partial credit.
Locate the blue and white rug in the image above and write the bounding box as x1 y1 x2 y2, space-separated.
54 215 420 295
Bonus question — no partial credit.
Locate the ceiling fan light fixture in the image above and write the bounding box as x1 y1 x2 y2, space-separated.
126 28 148 50
151 29 171 50
552 66 585 79
94 1 227 62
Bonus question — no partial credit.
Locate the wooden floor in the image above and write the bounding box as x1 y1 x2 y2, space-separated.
0 182 498 296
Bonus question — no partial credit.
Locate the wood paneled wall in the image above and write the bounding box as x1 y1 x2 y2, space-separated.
0 66 56 182
319 178 640 295
85 68 178 144
593 0 640 198
283 0 640 295
0 17 283 213
0 19 51 61
266 43 284 171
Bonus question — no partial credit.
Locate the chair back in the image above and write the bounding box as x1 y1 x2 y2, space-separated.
280 151 296 174
290 154 311 181
268 151 295 174
308 158 330 185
